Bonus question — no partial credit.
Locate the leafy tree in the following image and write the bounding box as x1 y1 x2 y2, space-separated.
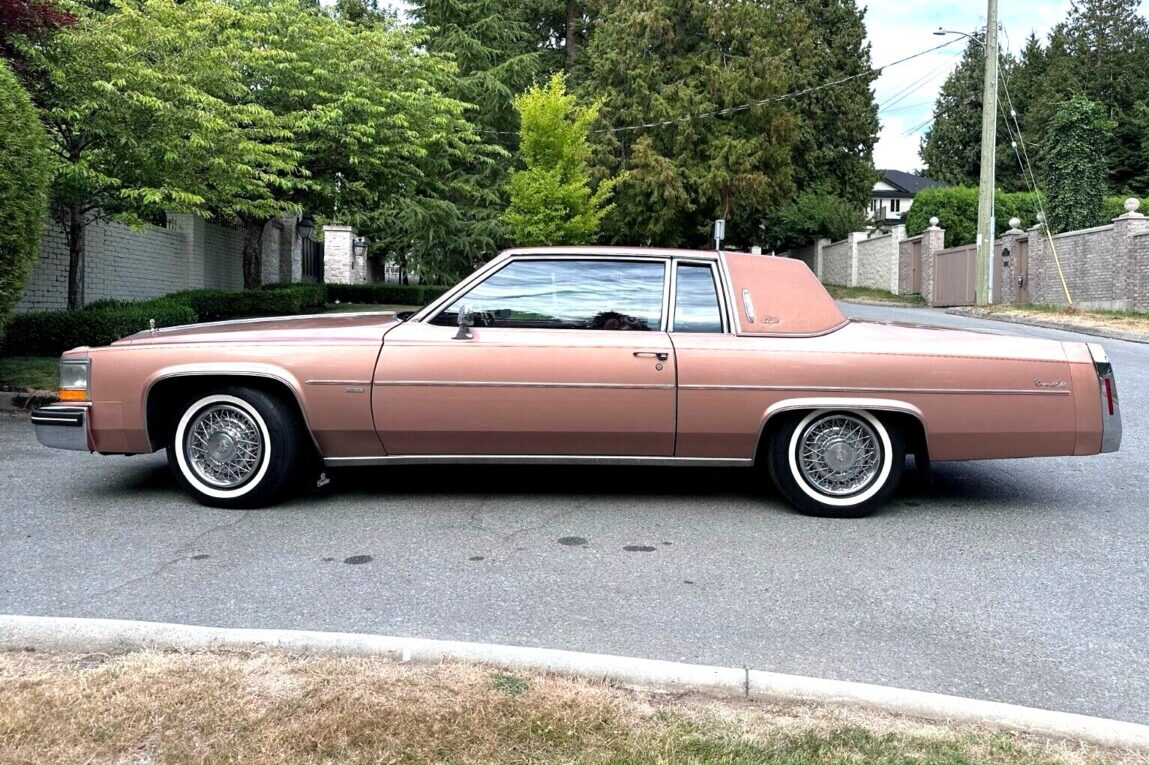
789 0 879 210
17 0 299 306
503 73 618 245
0 59 51 325
763 192 866 252
1044 96 1112 232
583 0 813 249
0 0 73 68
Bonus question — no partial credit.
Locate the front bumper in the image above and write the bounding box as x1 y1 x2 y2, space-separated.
31 405 91 451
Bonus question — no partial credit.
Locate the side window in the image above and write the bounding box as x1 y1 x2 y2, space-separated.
672 263 723 333
430 259 665 331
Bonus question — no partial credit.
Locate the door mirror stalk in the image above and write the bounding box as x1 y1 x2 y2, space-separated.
454 305 474 340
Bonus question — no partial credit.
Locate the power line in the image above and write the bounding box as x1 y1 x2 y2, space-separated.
593 38 961 134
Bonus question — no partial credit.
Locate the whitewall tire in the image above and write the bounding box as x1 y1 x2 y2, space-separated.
167 386 309 508
767 409 904 518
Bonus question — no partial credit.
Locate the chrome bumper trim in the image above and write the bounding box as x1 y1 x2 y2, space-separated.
1088 344 1121 453
32 405 91 452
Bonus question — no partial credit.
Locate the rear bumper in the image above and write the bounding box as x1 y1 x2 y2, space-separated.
1087 344 1121 453
31 405 91 452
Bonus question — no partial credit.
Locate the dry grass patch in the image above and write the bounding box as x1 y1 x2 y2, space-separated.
1 650 1145 765
964 305 1149 337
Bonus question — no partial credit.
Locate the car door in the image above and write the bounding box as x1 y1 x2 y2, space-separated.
373 257 677 456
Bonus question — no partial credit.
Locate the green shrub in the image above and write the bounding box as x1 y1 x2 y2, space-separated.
1102 195 1144 221
1 299 197 357
905 186 1039 247
326 282 449 305
0 60 52 328
168 283 326 322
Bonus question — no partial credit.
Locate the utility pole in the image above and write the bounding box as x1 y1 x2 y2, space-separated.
975 0 999 305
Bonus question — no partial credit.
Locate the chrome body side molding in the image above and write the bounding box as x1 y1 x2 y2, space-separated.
324 454 754 468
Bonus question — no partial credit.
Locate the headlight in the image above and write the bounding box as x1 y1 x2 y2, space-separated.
58 359 90 401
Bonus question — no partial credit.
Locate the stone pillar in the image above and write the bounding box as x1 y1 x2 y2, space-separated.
815 238 828 280
281 214 302 283
169 213 205 290
847 231 865 287
997 218 1025 304
1112 198 1149 311
920 218 944 306
1026 222 1047 303
322 224 367 285
888 225 905 294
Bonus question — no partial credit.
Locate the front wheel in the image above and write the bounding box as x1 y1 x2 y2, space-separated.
766 409 904 518
167 387 308 508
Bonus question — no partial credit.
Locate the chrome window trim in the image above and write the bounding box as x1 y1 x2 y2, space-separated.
374 380 674 390
669 259 729 334
419 255 672 332
324 454 752 468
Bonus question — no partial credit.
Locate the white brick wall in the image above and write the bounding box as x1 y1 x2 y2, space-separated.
16 213 300 311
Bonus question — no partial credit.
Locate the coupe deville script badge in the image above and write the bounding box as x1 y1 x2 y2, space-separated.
761 315 781 325
1034 379 1068 389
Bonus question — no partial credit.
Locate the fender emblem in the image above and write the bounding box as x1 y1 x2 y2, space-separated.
1034 379 1067 389
760 315 781 325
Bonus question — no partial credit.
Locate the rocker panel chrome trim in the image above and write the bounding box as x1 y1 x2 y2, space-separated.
324 455 753 468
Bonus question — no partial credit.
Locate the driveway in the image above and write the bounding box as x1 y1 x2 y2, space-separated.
1 304 1145 723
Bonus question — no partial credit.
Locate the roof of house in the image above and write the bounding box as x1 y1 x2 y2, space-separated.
876 169 946 196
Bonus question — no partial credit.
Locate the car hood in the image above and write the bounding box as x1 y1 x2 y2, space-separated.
113 311 403 346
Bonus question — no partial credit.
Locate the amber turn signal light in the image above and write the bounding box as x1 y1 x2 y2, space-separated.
57 389 88 402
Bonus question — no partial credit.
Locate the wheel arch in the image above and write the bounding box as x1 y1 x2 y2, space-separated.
755 397 929 465
144 367 320 454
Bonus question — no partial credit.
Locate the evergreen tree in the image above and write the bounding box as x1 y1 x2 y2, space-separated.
919 38 1021 189
582 0 813 249
402 0 539 280
503 73 617 245
1044 96 1112 232
789 0 879 210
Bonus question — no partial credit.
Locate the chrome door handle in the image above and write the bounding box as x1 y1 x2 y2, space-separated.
633 351 669 361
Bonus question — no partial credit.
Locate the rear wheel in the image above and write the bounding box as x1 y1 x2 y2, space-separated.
766 409 904 518
167 387 308 508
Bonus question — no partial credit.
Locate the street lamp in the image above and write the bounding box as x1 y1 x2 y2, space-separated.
933 27 983 45
297 214 315 241
352 236 368 259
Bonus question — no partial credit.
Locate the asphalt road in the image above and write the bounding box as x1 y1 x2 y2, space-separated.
1 305 1146 724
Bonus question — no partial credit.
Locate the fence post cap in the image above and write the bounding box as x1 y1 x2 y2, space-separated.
1008 217 1021 229
1124 197 1141 213
928 216 939 228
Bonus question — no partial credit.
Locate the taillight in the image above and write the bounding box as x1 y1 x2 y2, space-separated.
1104 377 1114 416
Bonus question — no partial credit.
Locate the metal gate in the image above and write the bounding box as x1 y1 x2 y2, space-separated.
1015 238 1029 303
932 243 976 307
302 239 324 283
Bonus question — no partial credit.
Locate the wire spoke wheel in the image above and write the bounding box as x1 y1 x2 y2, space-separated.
184 404 264 490
796 413 882 497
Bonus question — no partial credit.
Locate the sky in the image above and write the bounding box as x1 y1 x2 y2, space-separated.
864 0 1147 172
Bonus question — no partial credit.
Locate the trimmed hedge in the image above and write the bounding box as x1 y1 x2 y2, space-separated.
2 299 198 357
2 283 327 356
905 186 1034 248
168 283 327 322
326 282 449 305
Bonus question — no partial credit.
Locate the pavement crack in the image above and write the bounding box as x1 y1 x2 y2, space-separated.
84 511 253 602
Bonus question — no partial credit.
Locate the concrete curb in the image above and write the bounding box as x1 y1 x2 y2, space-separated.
0 390 57 412
945 309 1149 345
2 615 1147 750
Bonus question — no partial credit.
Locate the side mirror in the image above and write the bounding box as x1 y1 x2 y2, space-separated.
453 305 474 340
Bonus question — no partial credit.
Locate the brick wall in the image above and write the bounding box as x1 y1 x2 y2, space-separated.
821 239 852 286
1025 210 1149 311
16 213 300 311
855 229 902 293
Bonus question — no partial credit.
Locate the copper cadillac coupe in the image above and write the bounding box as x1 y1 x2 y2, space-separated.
32 246 1121 517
